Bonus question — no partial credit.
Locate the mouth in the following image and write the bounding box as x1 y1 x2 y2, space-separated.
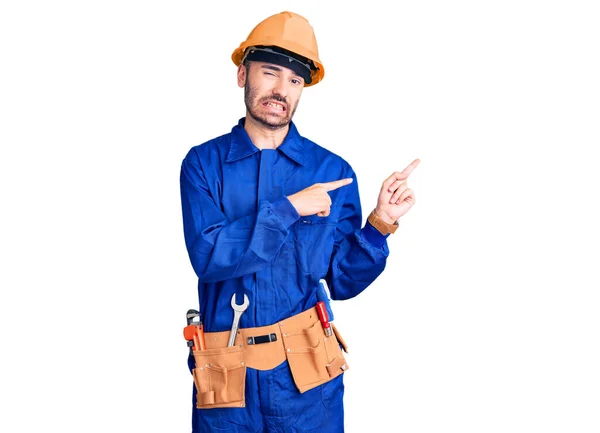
262 100 287 112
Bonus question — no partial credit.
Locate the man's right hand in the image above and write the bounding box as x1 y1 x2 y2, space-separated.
287 178 353 217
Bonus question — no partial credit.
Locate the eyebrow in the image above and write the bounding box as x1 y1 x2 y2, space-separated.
260 64 303 81
261 64 283 72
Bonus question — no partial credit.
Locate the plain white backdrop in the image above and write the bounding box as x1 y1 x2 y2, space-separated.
1 1 599 432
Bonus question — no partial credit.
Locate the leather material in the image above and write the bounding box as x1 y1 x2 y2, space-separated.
192 345 246 408
368 210 399 235
190 306 350 408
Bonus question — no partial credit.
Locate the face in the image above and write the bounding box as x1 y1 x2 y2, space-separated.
238 61 304 130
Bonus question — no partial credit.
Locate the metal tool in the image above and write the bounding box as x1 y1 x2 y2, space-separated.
186 309 200 326
227 293 249 347
183 309 206 351
318 278 334 321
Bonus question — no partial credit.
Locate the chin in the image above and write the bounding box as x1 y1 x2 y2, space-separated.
252 111 291 129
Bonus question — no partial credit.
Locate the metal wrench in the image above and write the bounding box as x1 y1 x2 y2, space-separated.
227 293 249 347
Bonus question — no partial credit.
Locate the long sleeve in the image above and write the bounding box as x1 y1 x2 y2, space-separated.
180 154 299 283
327 170 389 300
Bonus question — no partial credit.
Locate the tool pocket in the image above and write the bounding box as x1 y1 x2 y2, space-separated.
191 345 246 409
282 319 349 393
294 216 338 274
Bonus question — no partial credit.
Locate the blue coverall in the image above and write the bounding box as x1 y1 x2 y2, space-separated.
180 118 390 433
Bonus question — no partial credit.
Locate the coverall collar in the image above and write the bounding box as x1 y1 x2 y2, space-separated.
226 118 308 166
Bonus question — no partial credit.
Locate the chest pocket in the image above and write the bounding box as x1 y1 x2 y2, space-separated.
294 215 338 275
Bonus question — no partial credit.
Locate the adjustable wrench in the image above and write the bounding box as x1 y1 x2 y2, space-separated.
227 293 249 347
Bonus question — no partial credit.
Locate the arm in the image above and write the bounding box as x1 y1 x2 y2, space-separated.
180 154 299 283
327 159 420 299
326 170 389 300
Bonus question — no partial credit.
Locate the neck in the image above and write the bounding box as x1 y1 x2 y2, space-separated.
244 115 289 150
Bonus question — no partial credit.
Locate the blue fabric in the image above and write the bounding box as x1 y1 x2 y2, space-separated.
180 118 389 432
192 362 345 433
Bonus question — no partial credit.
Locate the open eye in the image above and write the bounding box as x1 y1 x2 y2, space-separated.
291 78 302 86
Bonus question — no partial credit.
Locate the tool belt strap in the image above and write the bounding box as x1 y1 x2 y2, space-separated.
201 306 347 371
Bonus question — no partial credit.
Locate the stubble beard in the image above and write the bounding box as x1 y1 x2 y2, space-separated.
244 81 299 130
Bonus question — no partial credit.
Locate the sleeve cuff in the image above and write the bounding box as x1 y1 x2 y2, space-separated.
271 197 301 229
361 220 389 248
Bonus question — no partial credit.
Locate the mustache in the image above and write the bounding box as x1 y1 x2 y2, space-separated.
261 95 288 106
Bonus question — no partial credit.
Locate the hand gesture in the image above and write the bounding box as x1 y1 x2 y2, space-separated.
288 178 353 217
375 159 420 223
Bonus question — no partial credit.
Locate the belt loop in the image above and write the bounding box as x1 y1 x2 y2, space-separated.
247 333 278 345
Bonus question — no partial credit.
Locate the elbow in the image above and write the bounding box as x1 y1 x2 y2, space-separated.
188 249 213 282
330 263 386 300
188 247 267 283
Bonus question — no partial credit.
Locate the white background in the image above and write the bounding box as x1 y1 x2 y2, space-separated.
1 1 599 432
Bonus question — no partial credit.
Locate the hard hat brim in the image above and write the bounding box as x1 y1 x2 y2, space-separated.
232 43 324 87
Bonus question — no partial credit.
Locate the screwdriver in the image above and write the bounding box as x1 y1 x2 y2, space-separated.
318 278 334 321
316 301 333 337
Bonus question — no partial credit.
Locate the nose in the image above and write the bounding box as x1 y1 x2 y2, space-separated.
271 78 289 99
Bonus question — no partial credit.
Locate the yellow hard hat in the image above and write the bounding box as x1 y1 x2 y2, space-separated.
231 11 325 87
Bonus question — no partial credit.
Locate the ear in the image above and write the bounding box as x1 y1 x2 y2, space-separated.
237 64 247 88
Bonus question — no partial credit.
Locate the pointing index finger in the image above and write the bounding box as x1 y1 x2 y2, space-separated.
401 158 420 177
383 159 421 189
322 177 353 192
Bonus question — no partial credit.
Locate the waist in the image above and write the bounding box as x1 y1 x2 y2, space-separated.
201 306 330 371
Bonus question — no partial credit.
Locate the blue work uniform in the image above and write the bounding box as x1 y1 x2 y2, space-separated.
180 118 390 433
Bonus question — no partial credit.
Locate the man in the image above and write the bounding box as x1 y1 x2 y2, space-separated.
180 11 419 433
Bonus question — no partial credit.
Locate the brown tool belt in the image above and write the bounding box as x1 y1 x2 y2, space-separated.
190 306 349 409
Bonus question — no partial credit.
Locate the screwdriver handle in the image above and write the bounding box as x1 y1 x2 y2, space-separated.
316 301 333 337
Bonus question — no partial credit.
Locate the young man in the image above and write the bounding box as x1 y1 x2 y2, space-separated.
180 11 419 433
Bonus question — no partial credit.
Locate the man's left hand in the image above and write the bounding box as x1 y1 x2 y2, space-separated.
374 159 420 224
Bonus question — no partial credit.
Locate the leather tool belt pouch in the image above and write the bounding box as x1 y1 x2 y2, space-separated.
189 306 349 408
279 309 349 393
191 345 246 409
